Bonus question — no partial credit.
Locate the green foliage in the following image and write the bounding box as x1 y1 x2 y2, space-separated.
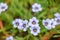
0 0 60 40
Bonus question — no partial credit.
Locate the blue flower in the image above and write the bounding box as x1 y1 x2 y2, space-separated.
18 20 29 31
54 13 60 18
12 19 22 28
55 17 60 25
30 25 40 36
32 3 42 12
6 36 13 40
50 19 56 28
0 2 8 13
28 17 39 27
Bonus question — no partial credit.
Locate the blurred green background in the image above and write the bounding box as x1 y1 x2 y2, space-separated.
0 0 60 40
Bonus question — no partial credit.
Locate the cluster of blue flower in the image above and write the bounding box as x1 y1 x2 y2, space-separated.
12 17 40 36
42 13 60 30
7 13 60 40
0 2 60 40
